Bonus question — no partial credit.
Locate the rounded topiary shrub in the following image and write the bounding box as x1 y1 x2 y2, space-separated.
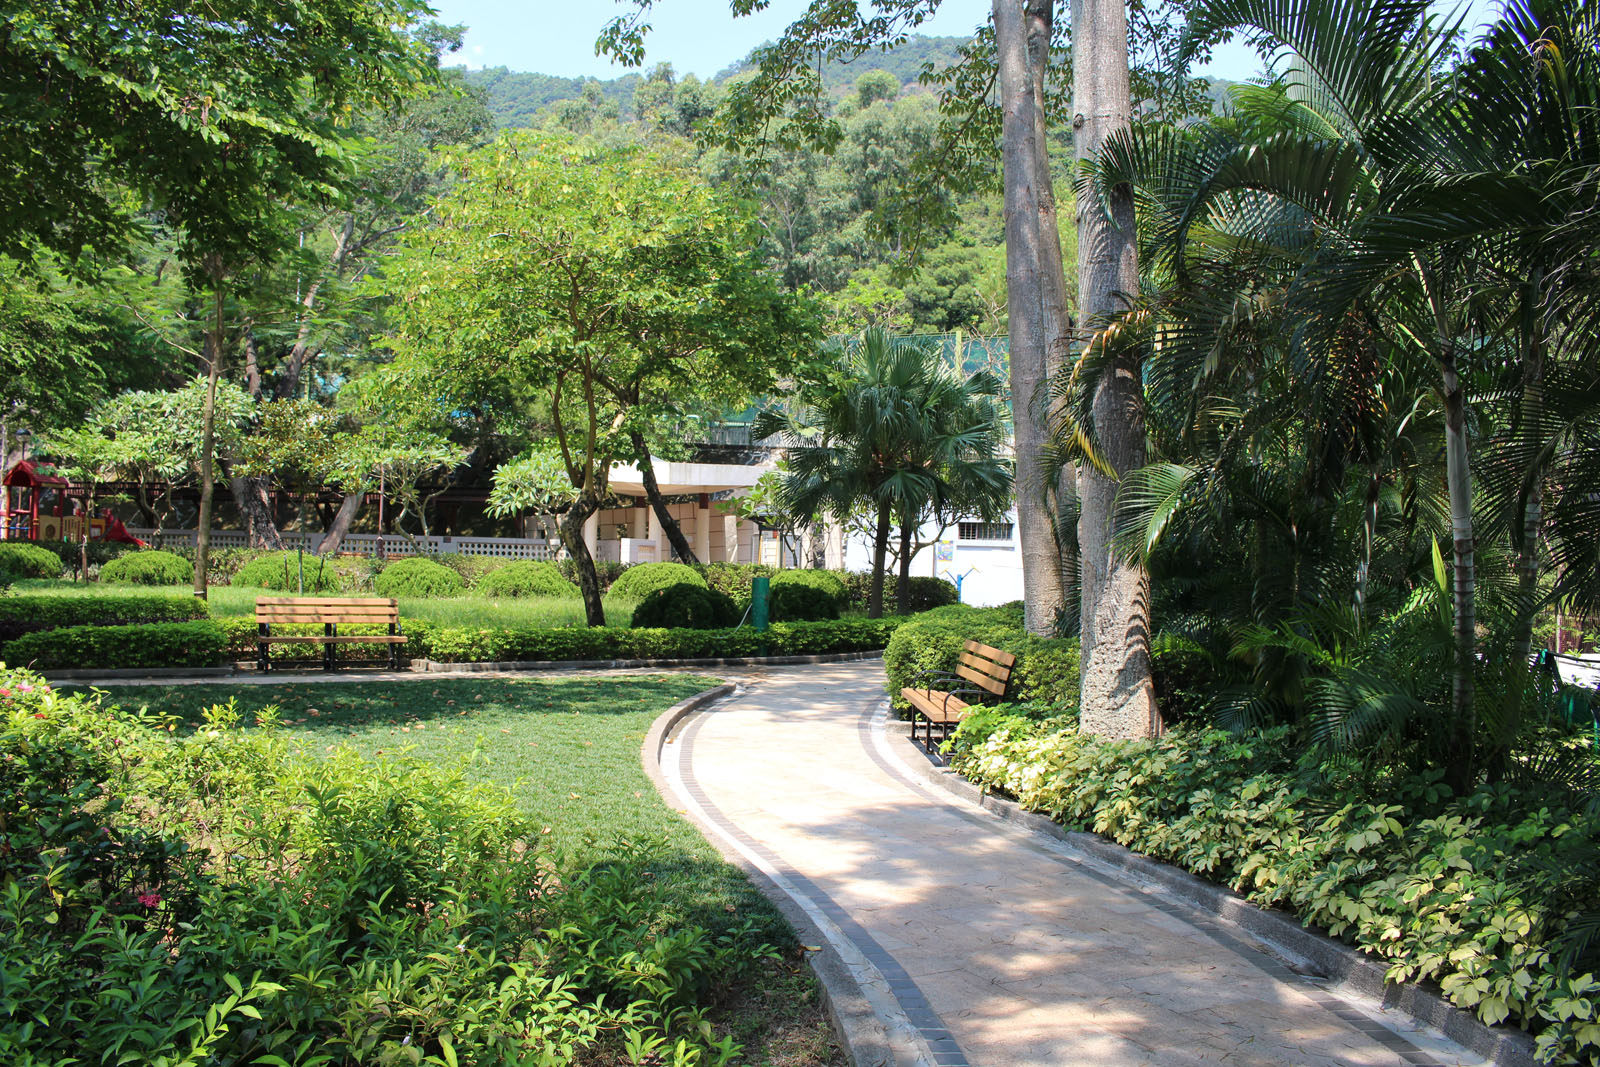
630 582 741 630
374 556 465 599
769 581 840 622
231 551 343 594
609 561 707 601
771 569 847 609
0 542 65 579
476 561 580 599
98 549 193 586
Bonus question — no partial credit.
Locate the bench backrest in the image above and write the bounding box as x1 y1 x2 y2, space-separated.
955 639 1016 697
256 597 400 626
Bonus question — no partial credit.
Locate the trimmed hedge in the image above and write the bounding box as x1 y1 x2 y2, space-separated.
768 581 840 622
232 551 343 594
839 571 960 613
374 556 465 599
99 550 193 586
0 594 210 647
410 616 904 664
883 603 1080 715
609 562 706 601
771 569 847 608
631 583 741 629
0 543 65 579
436 552 514 586
476 560 580 599
695 562 774 604
5 620 228 670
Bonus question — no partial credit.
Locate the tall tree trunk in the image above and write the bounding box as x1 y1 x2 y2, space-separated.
561 495 607 626
895 516 914 615
1071 0 1160 739
229 470 285 550
629 430 698 563
1511 274 1546 665
317 491 365 556
867 499 893 619
194 273 224 600
1442 350 1477 793
996 0 1070 637
1356 473 1380 618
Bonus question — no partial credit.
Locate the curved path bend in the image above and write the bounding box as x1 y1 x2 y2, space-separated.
660 659 1482 1067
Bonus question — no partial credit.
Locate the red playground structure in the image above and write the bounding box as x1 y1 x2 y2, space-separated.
1 460 145 546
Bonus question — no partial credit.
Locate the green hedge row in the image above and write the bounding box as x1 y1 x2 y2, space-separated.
883 603 1081 714
948 717 1600 1065
4 621 228 670
0 594 210 646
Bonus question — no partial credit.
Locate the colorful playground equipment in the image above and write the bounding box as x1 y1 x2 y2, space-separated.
1 460 145 546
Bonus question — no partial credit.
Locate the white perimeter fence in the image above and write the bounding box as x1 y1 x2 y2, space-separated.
129 529 561 561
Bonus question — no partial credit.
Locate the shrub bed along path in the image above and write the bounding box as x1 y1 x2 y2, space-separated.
664 659 1487 1067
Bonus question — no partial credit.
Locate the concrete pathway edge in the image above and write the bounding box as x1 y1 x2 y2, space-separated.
883 709 1538 1067
641 684 909 1067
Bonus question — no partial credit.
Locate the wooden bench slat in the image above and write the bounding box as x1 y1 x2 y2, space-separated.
259 634 407 645
906 640 1015 753
256 597 398 606
254 597 406 673
955 664 1008 695
958 650 1013 681
965 640 1016 667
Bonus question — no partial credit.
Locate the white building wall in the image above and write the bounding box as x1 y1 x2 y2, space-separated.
841 511 1025 606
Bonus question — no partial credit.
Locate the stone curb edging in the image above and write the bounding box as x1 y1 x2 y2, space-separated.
640 685 903 1067
41 665 236 682
883 719 1538 1067
413 650 884 673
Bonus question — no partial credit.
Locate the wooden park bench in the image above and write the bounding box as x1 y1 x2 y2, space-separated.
255 597 407 672
900 639 1016 752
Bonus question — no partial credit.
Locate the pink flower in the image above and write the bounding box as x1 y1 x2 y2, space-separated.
138 892 161 908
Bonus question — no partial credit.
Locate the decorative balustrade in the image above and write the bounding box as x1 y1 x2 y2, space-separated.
128 530 561 561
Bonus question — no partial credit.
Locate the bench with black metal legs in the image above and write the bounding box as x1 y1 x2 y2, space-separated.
255 597 406 672
899 639 1016 752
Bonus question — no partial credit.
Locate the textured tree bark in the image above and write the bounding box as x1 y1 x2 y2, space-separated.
316 490 365 556
194 274 224 600
996 0 1070 637
1071 0 1160 739
895 516 915 615
1442 351 1477 793
628 430 698 563
561 494 607 627
228 471 285 550
867 499 892 619
1511 275 1545 665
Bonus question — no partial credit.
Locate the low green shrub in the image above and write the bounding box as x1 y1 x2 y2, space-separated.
0 542 64 580
609 561 706 600
840 571 960 613
41 539 138 579
948 719 1600 1064
696 562 775 604
631 582 741 629
556 557 626 592
0 666 774 1065
771 569 847 608
232 550 343 594
163 545 264 584
769 580 840 622
883 604 1079 714
436 551 514 586
413 616 904 663
0 594 209 646
99 549 194 586
476 560 580 599
374 556 465 598
5 620 228 670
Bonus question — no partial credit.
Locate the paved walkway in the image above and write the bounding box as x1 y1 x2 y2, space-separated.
660 660 1482 1067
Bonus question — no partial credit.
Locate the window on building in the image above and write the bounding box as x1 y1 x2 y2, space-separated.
958 521 1014 542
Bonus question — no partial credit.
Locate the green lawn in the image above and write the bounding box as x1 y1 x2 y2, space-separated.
15 578 640 627
80 673 841 1065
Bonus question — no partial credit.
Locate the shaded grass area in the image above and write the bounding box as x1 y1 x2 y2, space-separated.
80 673 843 1066
15 579 639 627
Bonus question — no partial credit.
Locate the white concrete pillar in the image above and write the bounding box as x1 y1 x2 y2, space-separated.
630 502 647 539
582 511 599 557
723 512 740 563
695 495 711 562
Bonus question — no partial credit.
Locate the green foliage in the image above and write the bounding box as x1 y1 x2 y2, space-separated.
413 617 904 664
768 580 841 623
694 562 776 604
232 551 343 594
631 583 742 630
883 604 1080 714
951 719 1600 1063
373 556 466 599
432 551 513 586
0 594 208 647
0 542 64 580
476 560 580 599
771 568 848 608
610 562 708 601
556 557 627 593
5 621 227 670
98 549 193 586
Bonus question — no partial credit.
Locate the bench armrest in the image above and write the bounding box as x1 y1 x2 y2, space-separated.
908 666 961 688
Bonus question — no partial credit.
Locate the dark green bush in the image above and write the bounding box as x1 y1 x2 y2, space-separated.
6 621 228 670
435 551 514 586
232 550 343 594
412 616 904 663
99 549 194 586
0 542 64 579
695 562 775 604
839 571 959 613
630 582 741 630
771 569 847 608
373 556 465 598
0 594 209 646
164 545 262 583
609 561 706 600
769 581 840 622
556 557 626 592
42 539 138 579
883 604 1079 715
476 560 580 599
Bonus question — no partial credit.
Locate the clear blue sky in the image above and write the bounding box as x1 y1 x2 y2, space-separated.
430 0 1505 84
